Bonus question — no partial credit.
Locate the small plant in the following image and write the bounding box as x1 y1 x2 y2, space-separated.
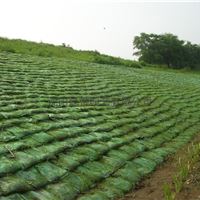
163 183 175 200
173 174 183 193
163 141 200 200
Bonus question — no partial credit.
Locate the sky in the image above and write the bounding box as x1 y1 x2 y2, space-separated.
0 0 200 59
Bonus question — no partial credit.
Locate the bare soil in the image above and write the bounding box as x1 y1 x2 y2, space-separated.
119 134 200 200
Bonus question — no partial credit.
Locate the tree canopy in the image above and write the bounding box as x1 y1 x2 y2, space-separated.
133 33 200 69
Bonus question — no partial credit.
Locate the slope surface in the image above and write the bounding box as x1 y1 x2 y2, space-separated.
0 52 200 200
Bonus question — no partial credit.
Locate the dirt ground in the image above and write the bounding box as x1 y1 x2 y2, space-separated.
176 161 200 200
119 134 200 200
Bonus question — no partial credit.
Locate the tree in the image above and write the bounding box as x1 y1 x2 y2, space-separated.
133 33 185 68
133 33 200 69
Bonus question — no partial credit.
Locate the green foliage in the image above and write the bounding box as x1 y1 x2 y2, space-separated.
0 37 140 68
93 55 142 68
133 33 200 69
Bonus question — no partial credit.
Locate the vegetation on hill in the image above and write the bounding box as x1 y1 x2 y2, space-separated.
1 34 200 70
0 37 142 68
133 33 200 70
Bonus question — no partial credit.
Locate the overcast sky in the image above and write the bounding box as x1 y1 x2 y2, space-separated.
0 0 200 59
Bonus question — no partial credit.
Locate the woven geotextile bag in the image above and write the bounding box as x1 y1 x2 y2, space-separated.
95 177 132 199
140 151 164 164
78 191 109 200
114 161 142 184
0 193 26 200
133 157 157 175
79 161 111 177
65 172 93 192
25 189 57 200
56 153 88 170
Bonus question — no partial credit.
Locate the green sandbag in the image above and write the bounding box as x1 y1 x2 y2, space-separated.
133 157 157 175
128 140 145 153
145 137 166 149
0 176 28 196
24 190 56 200
120 145 140 155
0 193 26 200
0 156 22 176
23 137 42 147
89 143 108 155
151 148 169 158
97 177 132 199
73 146 98 160
67 172 93 192
48 128 74 139
35 162 66 182
106 137 124 148
0 112 9 120
91 132 110 141
141 151 164 164
0 141 25 155
114 161 142 184
102 155 124 169
17 167 47 187
56 153 88 170
107 149 130 161
0 131 17 142
78 191 109 200
30 132 53 144
31 114 50 122
15 151 38 169
77 161 111 181
46 182 77 200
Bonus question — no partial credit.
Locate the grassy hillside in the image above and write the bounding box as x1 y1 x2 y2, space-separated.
0 37 142 68
0 52 200 200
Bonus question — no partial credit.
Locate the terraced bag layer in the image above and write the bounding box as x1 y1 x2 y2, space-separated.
0 52 200 200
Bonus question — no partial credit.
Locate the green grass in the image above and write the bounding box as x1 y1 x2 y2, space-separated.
0 37 142 68
0 52 200 200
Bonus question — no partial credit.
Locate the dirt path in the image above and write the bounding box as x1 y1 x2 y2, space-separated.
119 134 200 200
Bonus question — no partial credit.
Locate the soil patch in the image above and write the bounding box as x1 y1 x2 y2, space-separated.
120 134 200 200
